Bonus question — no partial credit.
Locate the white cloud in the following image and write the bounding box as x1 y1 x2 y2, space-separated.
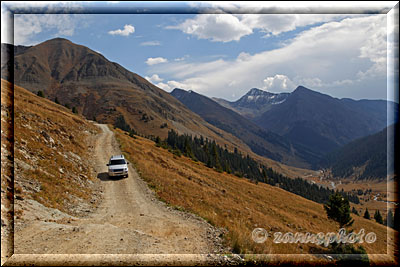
145 74 163 83
174 55 189 62
236 52 252 62
2 2 88 45
151 59 226 80
108 24 135 36
145 57 168 66
262 74 296 92
140 41 161 46
13 14 79 45
155 80 189 92
357 21 387 79
167 14 253 42
239 14 348 36
1 8 12 44
187 1 394 14
153 15 388 100
168 14 351 42
295 77 323 88
154 82 170 91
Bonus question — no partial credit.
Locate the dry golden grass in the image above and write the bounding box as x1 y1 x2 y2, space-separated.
113 128 397 264
8 79 101 214
1 79 13 187
1 79 14 259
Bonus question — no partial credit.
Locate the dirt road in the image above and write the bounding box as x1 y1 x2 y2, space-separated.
11 124 233 265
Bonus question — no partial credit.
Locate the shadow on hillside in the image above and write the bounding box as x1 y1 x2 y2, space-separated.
97 172 126 181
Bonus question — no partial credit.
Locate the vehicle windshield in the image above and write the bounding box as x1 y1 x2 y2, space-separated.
109 159 126 165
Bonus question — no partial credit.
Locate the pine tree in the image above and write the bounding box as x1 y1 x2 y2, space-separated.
374 210 383 224
325 194 369 265
394 206 400 231
206 156 213 168
37 90 44 97
211 142 222 171
223 160 231 174
386 209 394 228
324 192 354 228
115 115 131 132
55 97 60 104
155 136 161 146
262 168 267 183
184 138 194 159
364 208 370 219
72 107 78 114
351 206 359 215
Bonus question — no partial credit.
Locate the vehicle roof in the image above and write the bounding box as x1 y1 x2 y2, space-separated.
110 154 125 160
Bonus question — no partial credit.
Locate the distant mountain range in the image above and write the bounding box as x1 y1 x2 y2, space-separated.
171 88 310 167
320 124 397 180
175 86 398 171
213 88 290 119
254 86 397 164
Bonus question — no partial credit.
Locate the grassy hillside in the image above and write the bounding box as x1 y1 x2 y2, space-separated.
113 127 396 263
7 79 101 216
1 79 14 260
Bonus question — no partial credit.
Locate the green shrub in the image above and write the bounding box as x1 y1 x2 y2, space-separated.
37 90 44 97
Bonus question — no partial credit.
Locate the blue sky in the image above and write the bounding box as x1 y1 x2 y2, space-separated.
2 1 398 102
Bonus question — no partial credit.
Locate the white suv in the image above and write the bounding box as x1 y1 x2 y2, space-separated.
107 155 129 178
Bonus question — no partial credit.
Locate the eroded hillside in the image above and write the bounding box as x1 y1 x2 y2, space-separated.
2 79 102 234
1 80 14 263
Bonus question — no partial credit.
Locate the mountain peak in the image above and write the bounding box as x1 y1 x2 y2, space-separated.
245 88 273 96
45 37 73 43
171 88 185 93
293 85 311 92
234 88 289 109
248 88 265 94
291 86 333 100
38 38 74 48
171 88 191 99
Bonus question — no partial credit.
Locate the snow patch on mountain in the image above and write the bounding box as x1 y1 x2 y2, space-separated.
235 88 289 107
